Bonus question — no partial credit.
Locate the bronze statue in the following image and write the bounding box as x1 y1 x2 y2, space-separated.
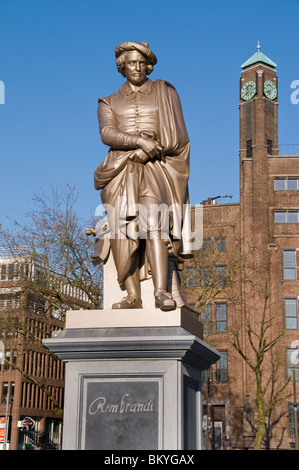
93 42 192 311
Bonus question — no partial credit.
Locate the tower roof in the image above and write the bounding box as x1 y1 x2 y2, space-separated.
241 42 276 69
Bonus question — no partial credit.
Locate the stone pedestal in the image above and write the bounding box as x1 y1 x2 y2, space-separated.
44 307 220 450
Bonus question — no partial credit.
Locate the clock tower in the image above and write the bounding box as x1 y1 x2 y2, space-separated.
239 42 278 161
238 44 280 418
239 43 278 309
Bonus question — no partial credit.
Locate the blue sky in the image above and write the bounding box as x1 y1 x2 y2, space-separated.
0 0 298 227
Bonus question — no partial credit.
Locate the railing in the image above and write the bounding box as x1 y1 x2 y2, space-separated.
23 430 62 450
0 248 13 258
279 144 299 155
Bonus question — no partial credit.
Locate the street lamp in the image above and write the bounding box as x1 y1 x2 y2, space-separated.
293 370 299 450
0 341 9 450
0 340 4 365
207 371 213 450
3 392 9 450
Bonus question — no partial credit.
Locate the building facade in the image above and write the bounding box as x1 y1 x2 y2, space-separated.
0 256 66 450
184 46 299 450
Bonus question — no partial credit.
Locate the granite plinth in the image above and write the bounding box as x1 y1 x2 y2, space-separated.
65 306 203 339
43 308 220 450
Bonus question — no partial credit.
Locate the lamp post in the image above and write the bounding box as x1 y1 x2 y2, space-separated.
293 370 299 450
0 341 8 450
3 392 9 450
207 373 213 450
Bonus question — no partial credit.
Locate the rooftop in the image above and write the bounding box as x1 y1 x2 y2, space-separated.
241 42 277 69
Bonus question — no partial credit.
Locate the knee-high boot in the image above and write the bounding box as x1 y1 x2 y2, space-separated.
146 238 176 311
110 239 142 309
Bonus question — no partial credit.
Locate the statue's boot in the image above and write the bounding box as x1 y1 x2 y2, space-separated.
154 290 176 311
146 238 176 311
112 264 143 309
112 295 142 309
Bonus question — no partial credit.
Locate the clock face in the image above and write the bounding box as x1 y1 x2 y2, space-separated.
264 80 277 100
241 81 256 101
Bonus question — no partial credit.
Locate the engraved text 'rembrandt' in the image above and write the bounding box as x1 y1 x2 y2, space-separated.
88 393 154 415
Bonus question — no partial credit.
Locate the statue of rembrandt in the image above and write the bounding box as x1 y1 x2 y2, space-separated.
93 42 192 311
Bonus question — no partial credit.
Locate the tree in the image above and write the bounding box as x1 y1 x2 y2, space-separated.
0 184 103 311
182 221 295 449
0 184 103 413
181 225 242 325
232 282 293 450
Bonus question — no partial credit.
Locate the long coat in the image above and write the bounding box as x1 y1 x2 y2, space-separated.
94 79 192 286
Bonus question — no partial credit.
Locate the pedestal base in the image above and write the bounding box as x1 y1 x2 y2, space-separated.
64 305 203 339
44 308 220 450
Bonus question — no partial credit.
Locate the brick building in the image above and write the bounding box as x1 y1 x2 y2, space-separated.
184 45 299 450
0 254 90 450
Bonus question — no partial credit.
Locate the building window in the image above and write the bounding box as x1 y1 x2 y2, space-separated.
197 265 227 287
288 403 299 438
1 382 8 404
267 139 273 155
274 177 299 191
215 265 226 286
0 265 6 280
10 382 15 403
286 348 299 380
201 237 226 252
216 303 227 332
185 267 197 287
201 304 212 334
0 263 15 281
285 298 298 329
1 350 17 371
200 303 228 334
201 239 211 251
202 367 212 382
246 139 252 158
8 264 14 280
27 296 46 314
215 238 226 251
0 293 20 310
274 210 299 223
4 350 10 370
0 382 14 404
216 351 228 382
200 267 211 287
283 250 297 280
0 263 25 281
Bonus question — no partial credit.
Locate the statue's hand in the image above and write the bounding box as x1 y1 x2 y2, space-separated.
86 227 96 236
131 148 150 163
136 136 163 160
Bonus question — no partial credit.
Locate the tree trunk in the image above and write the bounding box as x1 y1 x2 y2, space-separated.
254 420 265 450
254 372 266 450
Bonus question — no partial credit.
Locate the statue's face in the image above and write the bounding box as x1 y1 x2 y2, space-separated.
124 51 147 86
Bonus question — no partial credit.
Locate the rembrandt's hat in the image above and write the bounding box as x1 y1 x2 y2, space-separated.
114 41 157 65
